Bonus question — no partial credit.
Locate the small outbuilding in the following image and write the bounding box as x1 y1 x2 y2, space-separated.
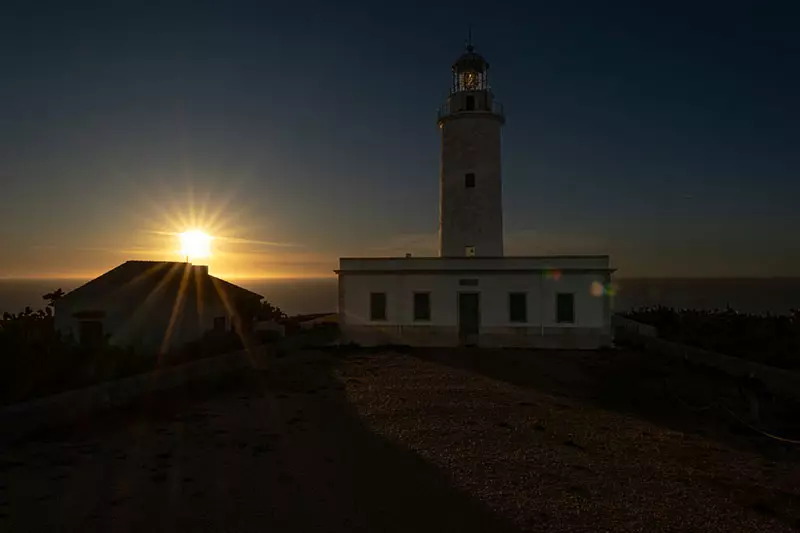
55 261 263 352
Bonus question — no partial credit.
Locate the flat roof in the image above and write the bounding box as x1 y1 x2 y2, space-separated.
337 255 614 274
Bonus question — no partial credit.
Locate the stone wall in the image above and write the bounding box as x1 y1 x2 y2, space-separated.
613 315 800 400
611 314 658 337
341 325 611 349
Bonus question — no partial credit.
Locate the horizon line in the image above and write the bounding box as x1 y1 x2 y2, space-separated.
2 274 800 282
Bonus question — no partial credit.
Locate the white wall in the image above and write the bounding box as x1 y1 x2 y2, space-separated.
340 271 610 329
55 291 234 352
439 114 504 257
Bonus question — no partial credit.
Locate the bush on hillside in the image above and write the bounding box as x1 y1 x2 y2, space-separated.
623 306 800 371
0 291 288 405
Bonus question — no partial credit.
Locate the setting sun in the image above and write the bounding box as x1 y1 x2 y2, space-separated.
179 230 213 261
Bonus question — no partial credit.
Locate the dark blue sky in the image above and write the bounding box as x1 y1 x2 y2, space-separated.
1 1 798 278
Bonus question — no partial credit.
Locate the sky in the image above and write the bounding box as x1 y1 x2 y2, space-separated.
0 0 798 279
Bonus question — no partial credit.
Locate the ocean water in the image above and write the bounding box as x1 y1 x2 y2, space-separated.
0 278 339 317
1 277 798 317
612 278 800 315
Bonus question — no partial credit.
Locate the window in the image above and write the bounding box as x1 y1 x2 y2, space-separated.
459 279 479 286
509 293 527 323
466 95 475 110
556 293 575 323
413 292 431 321
465 173 475 188
465 245 476 257
370 292 387 321
213 316 226 332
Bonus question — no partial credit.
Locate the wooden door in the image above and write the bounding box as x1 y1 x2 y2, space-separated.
458 292 480 346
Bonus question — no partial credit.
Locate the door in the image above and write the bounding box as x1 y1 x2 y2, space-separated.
79 320 104 348
458 292 480 346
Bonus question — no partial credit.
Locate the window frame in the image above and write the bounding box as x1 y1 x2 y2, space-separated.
413 292 431 322
556 292 575 324
370 292 387 321
508 292 528 323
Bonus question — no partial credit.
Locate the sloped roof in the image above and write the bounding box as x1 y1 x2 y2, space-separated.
60 261 263 305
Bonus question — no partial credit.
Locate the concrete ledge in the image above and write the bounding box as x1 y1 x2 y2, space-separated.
611 315 658 337
480 327 612 349
0 349 262 444
613 316 800 400
340 325 611 349
341 325 458 347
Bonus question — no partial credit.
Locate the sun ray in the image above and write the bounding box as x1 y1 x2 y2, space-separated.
160 263 192 354
127 179 293 277
111 263 187 351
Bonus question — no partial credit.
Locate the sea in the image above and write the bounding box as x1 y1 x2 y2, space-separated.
1 278 799 317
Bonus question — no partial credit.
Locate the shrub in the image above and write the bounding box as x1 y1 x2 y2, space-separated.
623 306 800 371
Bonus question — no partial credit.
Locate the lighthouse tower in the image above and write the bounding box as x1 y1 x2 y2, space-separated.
336 37 613 350
437 40 505 257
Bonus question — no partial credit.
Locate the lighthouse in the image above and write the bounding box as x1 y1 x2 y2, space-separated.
336 38 613 349
437 41 505 257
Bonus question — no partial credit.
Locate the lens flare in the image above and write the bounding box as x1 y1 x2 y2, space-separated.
544 269 562 281
590 281 617 297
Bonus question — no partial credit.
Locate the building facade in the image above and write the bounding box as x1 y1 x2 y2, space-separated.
338 257 612 348
337 42 614 348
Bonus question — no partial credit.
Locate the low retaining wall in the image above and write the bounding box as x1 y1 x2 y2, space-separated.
340 325 612 349
613 315 800 400
611 315 658 338
0 348 264 444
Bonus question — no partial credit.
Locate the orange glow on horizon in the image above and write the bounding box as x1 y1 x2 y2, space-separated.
0 184 336 281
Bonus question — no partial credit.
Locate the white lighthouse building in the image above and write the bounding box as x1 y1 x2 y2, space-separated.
439 43 505 258
336 41 614 348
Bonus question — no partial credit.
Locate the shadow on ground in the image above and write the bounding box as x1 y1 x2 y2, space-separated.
408 346 800 460
0 350 518 533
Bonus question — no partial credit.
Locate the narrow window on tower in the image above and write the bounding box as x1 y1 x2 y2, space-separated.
465 173 475 188
466 96 475 110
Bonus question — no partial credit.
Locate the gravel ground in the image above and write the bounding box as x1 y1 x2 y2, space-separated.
1 347 798 532
339 348 800 532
